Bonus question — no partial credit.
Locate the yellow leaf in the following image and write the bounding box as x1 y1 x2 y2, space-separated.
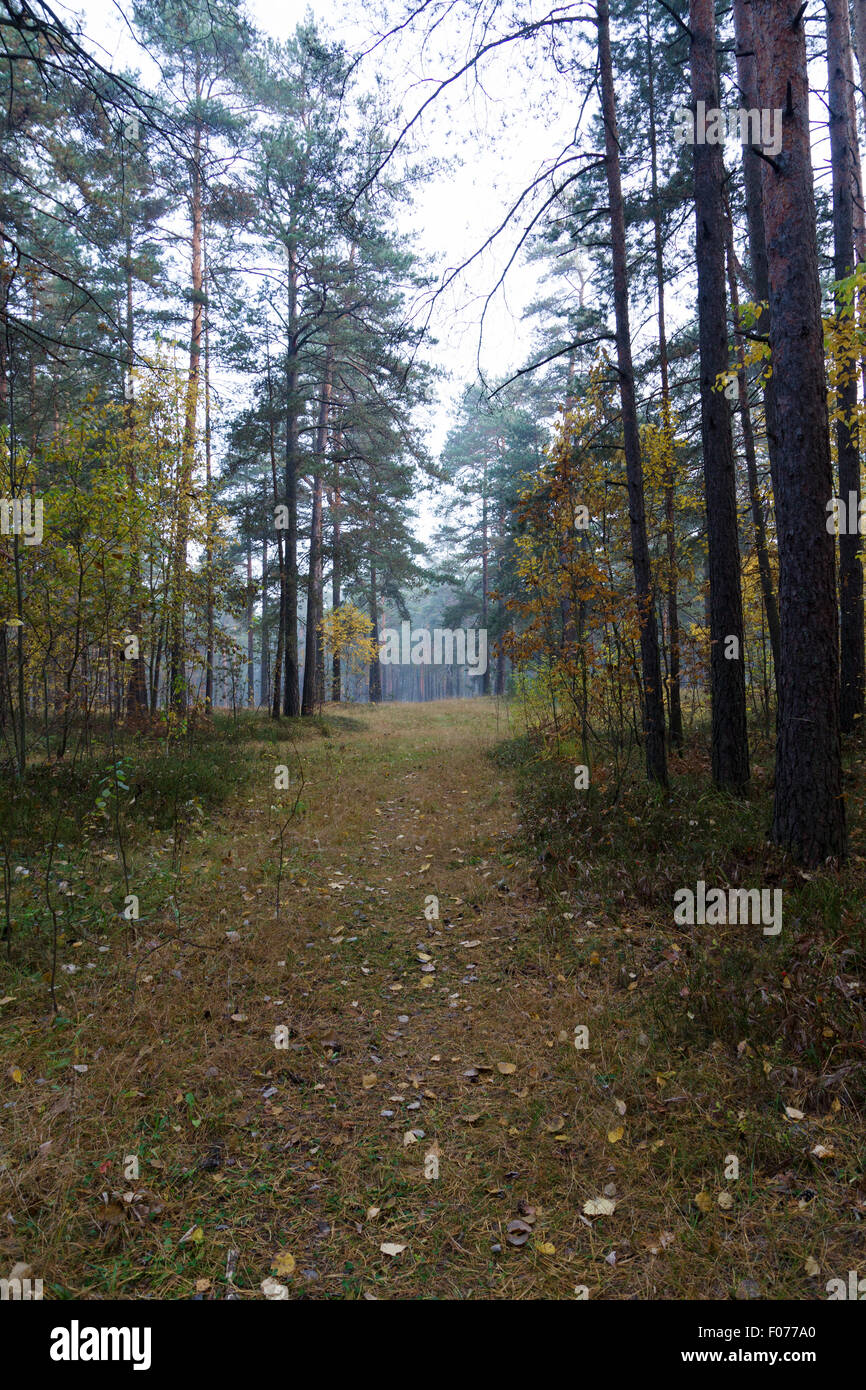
694 1191 713 1213
810 1144 835 1160
9 1066 23 1085
536 1240 556 1255
271 1251 296 1277
497 1062 516 1075
362 1073 377 1089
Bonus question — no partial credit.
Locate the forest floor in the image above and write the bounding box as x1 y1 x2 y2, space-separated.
1 697 865 1299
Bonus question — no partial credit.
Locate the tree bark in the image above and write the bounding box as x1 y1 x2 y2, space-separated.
732 0 782 513
826 0 865 733
331 433 342 702
689 0 750 793
751 0 847 863
169 100 204 714
282 244 301 717
645 1 682 748
597 0 667 785
301 342 333 715
369 557 382 704
724 197 780 676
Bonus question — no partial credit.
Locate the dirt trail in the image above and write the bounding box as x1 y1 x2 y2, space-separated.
196 696 620 1298
12 698 836 1300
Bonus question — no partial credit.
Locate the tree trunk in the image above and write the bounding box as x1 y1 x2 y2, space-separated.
597 0 667 785
751 0 847 863
732 0 782 512
481 462 490 695
826 0 865 733
266 329 285 720
168 103 205 715
331 435 342 702
852 0 866 143
204 231 214 712
369 558 382 704
246 492 255 707
645 1 682 749
283 244 301 717
301 343 333 716
261 480 269 709
123 222 149 719
689 0 750 793
724 196 780 675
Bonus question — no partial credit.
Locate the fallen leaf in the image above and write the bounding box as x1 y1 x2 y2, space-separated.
804 1255 820 1276
496 1062 516 1075
694 1191 713 1213
717 1192 734 1210
271 1251 296 1277
784 1106 805 1121
583 1197 616 1217
362 1074 377 1089
261 1276 289 1299
607 1126 624 1144
536 1240 556 1255
506 1219 533 1246
178 1225 203 1245
645 1230 675 1255
379 1242 406 1256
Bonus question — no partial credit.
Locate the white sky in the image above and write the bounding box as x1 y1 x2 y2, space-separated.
55 0 843 559
64 0 579 474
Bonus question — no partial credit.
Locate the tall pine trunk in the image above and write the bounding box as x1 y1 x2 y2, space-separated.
169 102 204 714
826 0 865 733
369 557 382 704
283 244 301 717
597 0 667 785
204 232 214 712
301 343 333 716
645 2 682 748
689 0 749 792
724 200 780 678
122 222 149 719
331 431 342 702
751 0 847 863
732 0 782 516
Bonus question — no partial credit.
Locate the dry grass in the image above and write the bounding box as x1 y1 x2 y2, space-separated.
1 698 864 1299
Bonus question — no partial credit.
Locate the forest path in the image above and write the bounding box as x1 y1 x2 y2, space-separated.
183 695 628 1298
15 698 838 1300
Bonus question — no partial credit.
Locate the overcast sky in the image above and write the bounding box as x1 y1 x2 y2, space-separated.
65 0 584 478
